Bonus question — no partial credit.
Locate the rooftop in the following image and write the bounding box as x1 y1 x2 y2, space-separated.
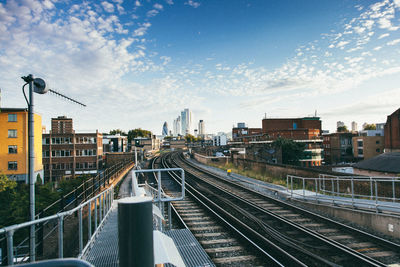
354 152 400 174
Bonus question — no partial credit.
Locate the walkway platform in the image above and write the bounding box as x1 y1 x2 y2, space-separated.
82 205 214 267
82 164 214 267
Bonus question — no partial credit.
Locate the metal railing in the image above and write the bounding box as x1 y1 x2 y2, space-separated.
0 160 133 265
286 174 400 213
132 168 185 230
0 186 114 265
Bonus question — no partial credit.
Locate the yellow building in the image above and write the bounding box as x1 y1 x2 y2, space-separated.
0 108 43 183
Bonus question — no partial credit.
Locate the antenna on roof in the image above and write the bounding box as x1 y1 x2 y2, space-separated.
48 89 86 107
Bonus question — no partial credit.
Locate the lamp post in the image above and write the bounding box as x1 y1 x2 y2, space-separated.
21 74 85 262
21 74 48 262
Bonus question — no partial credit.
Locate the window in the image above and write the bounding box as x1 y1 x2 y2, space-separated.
8 145 17 154
43 138 50 145
8 114 17 122
376 148 380 152
357 140 363 147
43 150 50 158
8 161 17 170
376 140 380 144
358 149 363 155
8 130 17 138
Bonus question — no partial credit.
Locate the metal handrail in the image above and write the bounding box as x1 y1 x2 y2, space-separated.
0 186 114 265
286 175 400 213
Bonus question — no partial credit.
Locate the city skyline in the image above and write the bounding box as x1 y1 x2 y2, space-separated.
1 0 400 134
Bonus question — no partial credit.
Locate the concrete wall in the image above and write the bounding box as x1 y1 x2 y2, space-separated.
193 153 229 165
232 157 351 179
293 200 400 239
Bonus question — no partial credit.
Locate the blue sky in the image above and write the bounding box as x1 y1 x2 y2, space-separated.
1 0 400 135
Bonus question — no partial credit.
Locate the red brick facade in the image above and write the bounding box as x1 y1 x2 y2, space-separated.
384 108 400 152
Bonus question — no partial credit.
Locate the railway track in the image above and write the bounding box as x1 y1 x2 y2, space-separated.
163 151 400 266
151 154 289 266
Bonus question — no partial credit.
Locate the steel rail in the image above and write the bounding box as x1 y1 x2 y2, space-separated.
162 153 301 267
173 152 392 266
180 152 400 253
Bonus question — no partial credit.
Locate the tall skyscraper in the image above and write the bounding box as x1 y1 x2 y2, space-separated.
181 108 192 135
351 121 358 132
173 116 181 136
198 119 205 135
162 121 168 136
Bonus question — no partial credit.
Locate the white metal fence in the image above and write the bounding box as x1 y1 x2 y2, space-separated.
286 174 400 213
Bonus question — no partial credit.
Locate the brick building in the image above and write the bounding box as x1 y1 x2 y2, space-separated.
384 108 400 152
262 117 323 167
232 123 262 143
42 116 103 182
323 132 355 164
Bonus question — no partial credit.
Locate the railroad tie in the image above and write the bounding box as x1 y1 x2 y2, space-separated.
200 238 236 245
213 255 257 264
205 246 242 253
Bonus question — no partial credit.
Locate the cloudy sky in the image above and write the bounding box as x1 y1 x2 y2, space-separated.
1 0 400 135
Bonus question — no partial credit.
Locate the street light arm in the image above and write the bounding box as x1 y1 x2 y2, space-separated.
22 82 29 105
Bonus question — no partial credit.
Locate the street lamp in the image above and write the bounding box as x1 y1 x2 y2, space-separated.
21 74 85 262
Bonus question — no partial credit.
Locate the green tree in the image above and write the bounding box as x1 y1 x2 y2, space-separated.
185 134 197 143
0 173 16 192
272 138 306 165
337 125 349 132
109 129 127 135
363 123 376 130
127 128 152 142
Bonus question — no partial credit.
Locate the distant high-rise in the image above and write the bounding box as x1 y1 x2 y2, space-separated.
337 121 345 129
198 119 205 135
173 116 181 136
162 121 168 136
351 121 358 132
181 108 192 135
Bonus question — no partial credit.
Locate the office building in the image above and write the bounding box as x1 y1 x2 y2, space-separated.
162 122 168 136
173 116 181 136
0 108 43 183
180 108 192 135
351 121 358 132
198 120 205 136
42 116 103 182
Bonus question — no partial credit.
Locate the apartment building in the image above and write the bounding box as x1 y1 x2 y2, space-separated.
0 108 43 182
42 116 103 182
262 117 323 167
323 132 355 164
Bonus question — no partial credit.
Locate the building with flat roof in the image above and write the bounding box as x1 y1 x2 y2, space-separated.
384 108 400 153
103 134 128 153
262 117 323 167
323 132 355 164
42 116 103 182
0 108 43 182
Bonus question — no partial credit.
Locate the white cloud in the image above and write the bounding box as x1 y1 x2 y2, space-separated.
154 3 163 10
378 33 389 39
147 9 159 17
387 39 400 46
133 22 151 36
336 41 349 48
185 0 200 8
135 0 141 7
165 0 174 4
101 1 114 13
373 46 382 51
